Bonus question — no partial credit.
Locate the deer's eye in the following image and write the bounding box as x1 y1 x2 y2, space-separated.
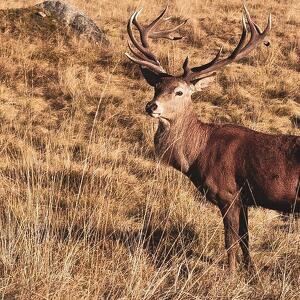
175 91 183 96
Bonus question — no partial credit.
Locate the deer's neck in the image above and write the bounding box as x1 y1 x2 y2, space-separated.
154 109 210 173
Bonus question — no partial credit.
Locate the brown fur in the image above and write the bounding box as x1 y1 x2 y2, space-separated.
127 5 295 273
151 86 300 272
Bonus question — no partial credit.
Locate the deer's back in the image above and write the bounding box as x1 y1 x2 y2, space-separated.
191 124 300 212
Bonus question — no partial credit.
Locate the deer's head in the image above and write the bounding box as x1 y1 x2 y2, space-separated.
126 6 271 123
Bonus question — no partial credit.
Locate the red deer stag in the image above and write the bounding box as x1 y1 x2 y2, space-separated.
125 5 300 272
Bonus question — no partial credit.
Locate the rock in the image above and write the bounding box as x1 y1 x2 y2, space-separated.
34 0 109 45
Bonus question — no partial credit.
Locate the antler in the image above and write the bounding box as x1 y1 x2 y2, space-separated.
125 7 187 74
183 5 271 82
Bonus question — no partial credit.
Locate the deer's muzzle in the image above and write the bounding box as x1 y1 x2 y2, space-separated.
145 101 158 116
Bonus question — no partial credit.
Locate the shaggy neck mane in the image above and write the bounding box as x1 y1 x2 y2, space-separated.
154 108 212 173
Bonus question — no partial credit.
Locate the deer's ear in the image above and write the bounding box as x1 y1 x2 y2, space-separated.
140 68 161 87
190 73 216 92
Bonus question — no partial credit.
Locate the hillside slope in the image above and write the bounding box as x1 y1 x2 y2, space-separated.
0 0 299 299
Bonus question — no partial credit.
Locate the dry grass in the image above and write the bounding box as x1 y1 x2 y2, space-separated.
0 0 299 299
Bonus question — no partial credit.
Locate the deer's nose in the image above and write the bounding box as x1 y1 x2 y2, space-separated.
145 102 158 114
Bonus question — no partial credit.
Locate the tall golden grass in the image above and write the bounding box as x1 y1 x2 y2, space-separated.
0 0 299 298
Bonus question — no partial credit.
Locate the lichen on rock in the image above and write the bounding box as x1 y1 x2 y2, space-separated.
35 1 109 45
0 0 109 45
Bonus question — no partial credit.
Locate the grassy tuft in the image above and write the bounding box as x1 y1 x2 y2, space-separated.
0 0 299 299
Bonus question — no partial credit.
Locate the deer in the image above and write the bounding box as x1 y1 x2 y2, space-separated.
125 5 300 272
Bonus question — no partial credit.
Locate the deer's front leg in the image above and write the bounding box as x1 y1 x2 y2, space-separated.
239 205 253 269
219 202 241 273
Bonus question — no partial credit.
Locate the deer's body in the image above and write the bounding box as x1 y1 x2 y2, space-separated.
155 113 300 213
125 5 299 272
155 110 300 270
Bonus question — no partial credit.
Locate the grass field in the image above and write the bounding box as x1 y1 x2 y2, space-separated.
0 0 299 298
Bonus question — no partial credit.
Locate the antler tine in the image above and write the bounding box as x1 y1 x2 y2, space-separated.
131 8 143 33
191 47 223 72
243 4 256 36
253 21 262 34
126 7 187 75
183 47 224 77
140 7 168 47
235 7 271 59
127 11 159 63
125 52 166 74
251 20 270 47
182 56 190 77
183 5 271 82
127 41 157 64
149 19 188 40
133 7 187 45
229 16 247 59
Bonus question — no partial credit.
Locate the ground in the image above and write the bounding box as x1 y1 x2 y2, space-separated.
0 0 299 299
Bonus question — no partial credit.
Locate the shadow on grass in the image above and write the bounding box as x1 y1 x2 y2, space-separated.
51 221 214 269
